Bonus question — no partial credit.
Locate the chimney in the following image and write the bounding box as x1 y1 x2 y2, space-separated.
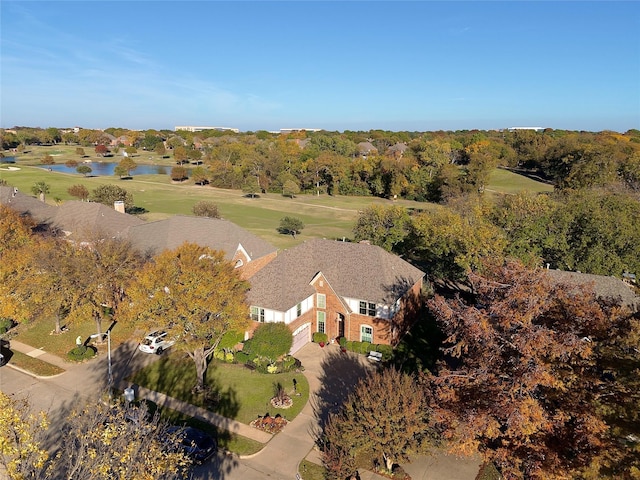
114 201 125 213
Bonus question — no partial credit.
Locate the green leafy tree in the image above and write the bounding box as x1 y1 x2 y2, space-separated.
352 205 411 252
124 146 137 157
122 243 250 392
192 200 220 218
191 166 209 185
282 179 300 198
277 216 304 237
242 176 261 198
76 165 92 177
408 204 506 281
323 368 436 476
90 184 134 210
115 157 137 178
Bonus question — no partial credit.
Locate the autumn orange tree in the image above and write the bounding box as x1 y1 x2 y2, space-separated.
426 259 631 479
322 368 437 479
122 243 250 392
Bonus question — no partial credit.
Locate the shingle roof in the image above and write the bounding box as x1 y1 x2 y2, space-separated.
0 186 56 222
49 201 144 239
247 238 424 311
126 215 277 260
546 269 639 311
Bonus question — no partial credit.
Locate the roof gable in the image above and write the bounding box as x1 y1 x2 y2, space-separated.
126 215 277 260
247 238 424 311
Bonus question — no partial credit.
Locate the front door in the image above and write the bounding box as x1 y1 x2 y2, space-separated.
337 314 345 338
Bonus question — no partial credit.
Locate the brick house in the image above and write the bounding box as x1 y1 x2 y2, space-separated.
246 238 425 353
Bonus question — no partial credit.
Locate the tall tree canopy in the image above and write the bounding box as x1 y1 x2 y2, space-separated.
122 243 250 392
426 259 636 479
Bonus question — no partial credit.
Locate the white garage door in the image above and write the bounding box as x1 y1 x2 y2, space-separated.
290 323 311 354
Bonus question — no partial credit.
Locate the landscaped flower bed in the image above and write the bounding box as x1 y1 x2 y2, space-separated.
250 413 288 434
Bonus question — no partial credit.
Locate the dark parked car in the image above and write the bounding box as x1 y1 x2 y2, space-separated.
165 426 217 463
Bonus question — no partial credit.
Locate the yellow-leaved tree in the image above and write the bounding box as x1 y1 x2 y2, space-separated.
122 243 250 392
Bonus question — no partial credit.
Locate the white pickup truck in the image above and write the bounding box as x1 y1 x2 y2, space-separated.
138 331 175 355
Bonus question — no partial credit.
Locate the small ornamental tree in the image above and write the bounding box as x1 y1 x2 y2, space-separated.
246 322 293 361
95 144 108 157
242 177 260 198
68 184 89 201
124 146 137 157
76 165 92 177
31 181 50 202
41 154 55 165
75 147 85 157
65 159 78 168
283 179 300 198
192 200 220 218
323 368 436 476
277 216 304 237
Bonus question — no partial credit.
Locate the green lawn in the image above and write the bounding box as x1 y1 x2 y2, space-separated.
130 354 310 425
4 350 65 376
486 167 554 195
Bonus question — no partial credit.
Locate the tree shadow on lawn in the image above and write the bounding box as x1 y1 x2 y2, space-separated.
312 349 374 434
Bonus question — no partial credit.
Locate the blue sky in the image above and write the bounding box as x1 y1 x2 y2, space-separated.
1 1 639 132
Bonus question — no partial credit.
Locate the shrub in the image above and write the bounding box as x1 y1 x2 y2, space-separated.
313 332 328 344
224 352 234 363
376 344 394 361
192 200 220 218
234 351 250 364
346 340 355 352
281 355 296 372
365 342 377 354
67 345 96 362
267 364 278 374
250 322 293 360
339 336 347 348
0 317 14 335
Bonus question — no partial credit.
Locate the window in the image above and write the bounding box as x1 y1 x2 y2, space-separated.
317 311 326 334
250 306 265 323
317 293 326 309
296 303 302 317
359 301 376 317
361 325 373 343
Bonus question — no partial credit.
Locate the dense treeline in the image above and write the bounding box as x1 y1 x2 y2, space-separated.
3 127 640 201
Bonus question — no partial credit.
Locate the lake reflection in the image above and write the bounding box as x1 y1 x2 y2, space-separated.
40 162 170 176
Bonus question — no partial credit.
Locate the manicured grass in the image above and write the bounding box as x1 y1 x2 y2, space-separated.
14 316 137 360
6 350 65 376
130 354 309 425
486 167 554 195
298 460 326 480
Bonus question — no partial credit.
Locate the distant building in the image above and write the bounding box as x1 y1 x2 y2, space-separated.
175 126 239 133
278 128 322 134
507 127 546 132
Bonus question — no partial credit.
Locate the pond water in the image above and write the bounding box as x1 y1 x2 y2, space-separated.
1 156 16 164
39 162 170 176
